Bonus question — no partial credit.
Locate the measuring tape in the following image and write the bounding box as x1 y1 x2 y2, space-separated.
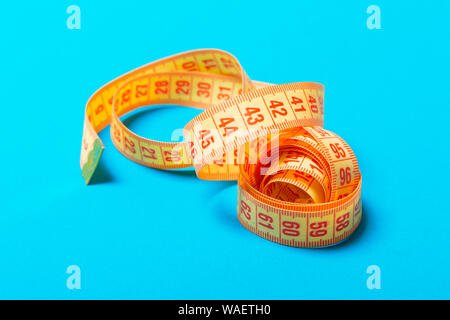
80 49 362 248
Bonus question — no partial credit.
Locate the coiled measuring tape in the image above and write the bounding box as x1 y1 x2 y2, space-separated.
80 49 362 248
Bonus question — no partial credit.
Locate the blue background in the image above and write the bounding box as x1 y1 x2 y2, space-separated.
0 0 449 299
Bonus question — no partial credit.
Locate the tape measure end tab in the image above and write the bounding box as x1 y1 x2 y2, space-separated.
81 139 104 185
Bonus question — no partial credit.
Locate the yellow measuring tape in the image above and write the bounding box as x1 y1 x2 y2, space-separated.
80 49 362 248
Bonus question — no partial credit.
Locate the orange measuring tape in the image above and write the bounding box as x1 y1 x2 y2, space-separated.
80 49 362 248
